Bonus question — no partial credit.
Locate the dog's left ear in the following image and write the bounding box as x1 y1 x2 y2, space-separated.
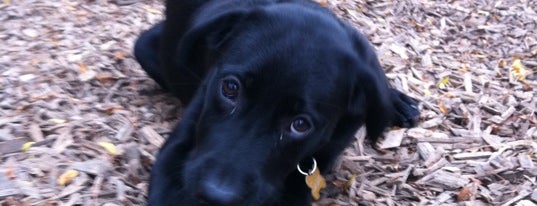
347 31 396 143
165 9 254 103
175 9 253 75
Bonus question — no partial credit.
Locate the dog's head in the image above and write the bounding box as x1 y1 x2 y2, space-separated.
172 3 395 205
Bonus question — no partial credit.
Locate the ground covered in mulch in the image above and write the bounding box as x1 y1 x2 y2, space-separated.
1 0 536 205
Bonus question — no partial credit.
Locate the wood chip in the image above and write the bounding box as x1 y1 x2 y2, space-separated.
379 129 405 149
452 152 492 160
515 200 537 206
517 154 534 169
114 123 134 142
0 137 31 155
501 189 532 206
140 126 165 148
29 123 44 142
0 174 18 199
424 170 470 189
71 159 112 176
416 142 435 161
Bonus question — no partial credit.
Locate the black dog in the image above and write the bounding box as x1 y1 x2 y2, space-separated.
134 0 420 205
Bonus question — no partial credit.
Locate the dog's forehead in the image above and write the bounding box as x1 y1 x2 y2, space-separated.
220 50 351 111
215 4 362 110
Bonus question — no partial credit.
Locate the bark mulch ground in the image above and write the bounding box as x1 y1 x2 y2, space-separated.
1 0 536 205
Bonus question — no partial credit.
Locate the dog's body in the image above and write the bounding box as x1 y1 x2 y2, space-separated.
134 0 420 205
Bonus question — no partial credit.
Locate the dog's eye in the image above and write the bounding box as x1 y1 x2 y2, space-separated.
221 77 240 101
290 116 312 136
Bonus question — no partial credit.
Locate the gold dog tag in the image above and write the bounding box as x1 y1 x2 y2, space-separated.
305 169 326 200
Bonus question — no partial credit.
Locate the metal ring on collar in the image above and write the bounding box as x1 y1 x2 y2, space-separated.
296 157 317 176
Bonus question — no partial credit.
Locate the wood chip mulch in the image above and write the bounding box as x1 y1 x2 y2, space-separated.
1 0 536 205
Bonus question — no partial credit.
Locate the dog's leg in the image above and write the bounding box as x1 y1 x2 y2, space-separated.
134 22 168 90
314 117 363 173
147 86 205 205
390 89 420 128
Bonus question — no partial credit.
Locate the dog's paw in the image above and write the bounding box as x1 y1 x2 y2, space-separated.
390 89 420 128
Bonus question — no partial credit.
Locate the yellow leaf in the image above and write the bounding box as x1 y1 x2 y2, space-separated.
57 169 79 186
511 59 527 81
343 174 356 191
437 76 450 89
21 142 35 152
98 141 118 156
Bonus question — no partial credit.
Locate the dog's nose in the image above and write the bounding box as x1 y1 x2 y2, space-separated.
198 180 244 205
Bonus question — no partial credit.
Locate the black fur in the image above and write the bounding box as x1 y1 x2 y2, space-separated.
134 0 420 205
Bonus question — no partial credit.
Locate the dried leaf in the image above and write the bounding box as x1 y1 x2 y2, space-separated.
305 169 326 200
343 174 356 191
113 51 127 60
98 141 118 156
438 102 449 114
78 62 87 73
57 170 79 186
95 73 118 84
511 59 527 81
316 0 328 7
21 142 35 152
498 59 506 68
438 76 450 89
5 167 15 180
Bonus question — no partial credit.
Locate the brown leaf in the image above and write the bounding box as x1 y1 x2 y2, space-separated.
5 167 16 180
305 169 327 200
438 102 449 114
113 51 127 60
95 73 118 84
498 59 506 68
77 62 87 73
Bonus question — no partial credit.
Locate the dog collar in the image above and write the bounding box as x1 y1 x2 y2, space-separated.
297 157 317 175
